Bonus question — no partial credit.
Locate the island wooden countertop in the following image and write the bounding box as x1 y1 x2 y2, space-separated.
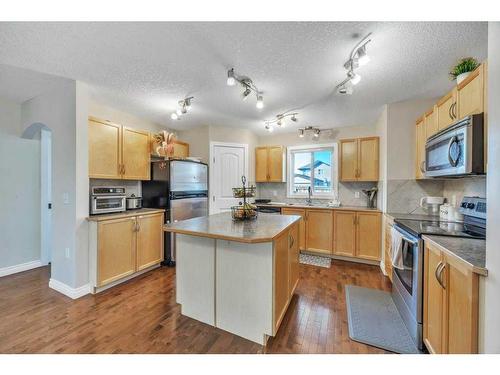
164 212 301 244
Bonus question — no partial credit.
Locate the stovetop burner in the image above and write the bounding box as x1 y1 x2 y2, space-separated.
395 218 486 239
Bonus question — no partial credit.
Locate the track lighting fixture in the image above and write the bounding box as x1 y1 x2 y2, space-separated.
263 111 299 131
226 68 264 109
336 33 372 95
297 126 321 139
170 96 194 121
265 124 274 132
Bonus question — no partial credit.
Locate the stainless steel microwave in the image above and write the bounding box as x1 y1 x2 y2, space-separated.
90 186 126 215
425 113 484 177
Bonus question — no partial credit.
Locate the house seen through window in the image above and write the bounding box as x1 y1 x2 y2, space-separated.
287 144 337 198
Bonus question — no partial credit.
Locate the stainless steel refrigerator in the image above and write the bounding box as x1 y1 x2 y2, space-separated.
141 159 208 266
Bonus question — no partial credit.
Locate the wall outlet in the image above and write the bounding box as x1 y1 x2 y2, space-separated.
355 191 360 199
272 190 277 197
63 192 69 205
65 247 70 259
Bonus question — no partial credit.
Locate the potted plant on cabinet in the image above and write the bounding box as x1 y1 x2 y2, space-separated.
450 57 479 85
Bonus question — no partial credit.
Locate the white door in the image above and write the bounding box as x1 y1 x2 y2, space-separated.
211 143 248 214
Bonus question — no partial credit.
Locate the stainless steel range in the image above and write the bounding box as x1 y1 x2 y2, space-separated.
392 196 486 350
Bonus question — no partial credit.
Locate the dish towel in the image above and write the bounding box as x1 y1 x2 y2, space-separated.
390 227 405 270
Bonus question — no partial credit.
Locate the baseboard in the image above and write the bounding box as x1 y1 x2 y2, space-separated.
0 260 43 277
49 278 91 299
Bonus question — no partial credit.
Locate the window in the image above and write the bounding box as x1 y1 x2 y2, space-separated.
287 143 338 199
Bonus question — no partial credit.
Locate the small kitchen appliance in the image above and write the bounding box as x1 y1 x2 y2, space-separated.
392 196 486 350
419 196 445 214
126 194 142 210
90 186 126 215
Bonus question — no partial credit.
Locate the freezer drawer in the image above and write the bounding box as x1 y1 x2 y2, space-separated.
170 197 209 222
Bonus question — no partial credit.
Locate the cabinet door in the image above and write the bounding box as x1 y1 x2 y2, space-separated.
122 127 151 180
425 108 439 139
305 210 333 254
384 220 393 282
436 90 457 131
172 141 189 158
457 66 484 119
423 242 445 354
415 118 426 179
255 147 269 182
281 208 306 250
288 223 300 297
88 118 122 179
274 230 289 332
443 254 479 354
136 213 164 271
268 146 284 182
358 137 379 181
339 139 358 181
333 211 356 257
97 217 136 286
356 212 381 261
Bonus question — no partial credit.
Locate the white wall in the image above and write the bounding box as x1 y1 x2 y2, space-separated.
483 21 500 353
21 81 79 288
0 98 41 270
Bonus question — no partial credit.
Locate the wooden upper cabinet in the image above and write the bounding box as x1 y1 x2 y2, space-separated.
282 208 306 250
339 139 358 181
122 127 151 180
255 146 284 182
172 141 189 158
88 117 151 180
415 117 426 179
358 137 379 181
356 212 381 261
457 64 484 119
425 107 438 139
89 118 122 179
97 217 137 287
136 213 164 271
305 209 333 254
333 211 356 257
436 89 457 131
339 137 379 182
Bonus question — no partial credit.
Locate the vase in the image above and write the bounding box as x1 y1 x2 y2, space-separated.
456 72 471 85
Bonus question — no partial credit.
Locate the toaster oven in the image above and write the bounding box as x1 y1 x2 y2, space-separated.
90 187 126 215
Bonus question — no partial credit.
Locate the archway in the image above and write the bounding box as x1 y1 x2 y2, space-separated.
22 123 53 265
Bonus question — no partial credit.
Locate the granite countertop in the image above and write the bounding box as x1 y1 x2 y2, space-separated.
256 202 381 213
164 212 301 244
87 208 165 222
386 212 440 221
423 235 487 276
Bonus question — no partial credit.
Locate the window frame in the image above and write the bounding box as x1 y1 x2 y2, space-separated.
286 143 338 199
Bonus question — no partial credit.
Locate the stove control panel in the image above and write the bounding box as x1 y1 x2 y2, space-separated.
459 196 486 220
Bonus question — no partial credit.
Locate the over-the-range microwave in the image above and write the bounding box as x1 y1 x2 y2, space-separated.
425 113 485 178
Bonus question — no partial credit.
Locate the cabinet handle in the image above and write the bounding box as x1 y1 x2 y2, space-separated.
352 216 356 225
420 160 426 173
448 103 453 120
435 262 446 289
452 102 457 119
289 235 294 249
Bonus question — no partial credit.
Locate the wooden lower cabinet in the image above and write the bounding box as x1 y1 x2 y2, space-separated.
91 212 164 290
305 209 333 254
384 218 393 282
281 208 306 250
136 214 164 271
333 211 356 257
423 240 480 354
273 222 300 332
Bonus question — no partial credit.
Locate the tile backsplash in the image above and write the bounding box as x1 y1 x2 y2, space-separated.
256 182 378 208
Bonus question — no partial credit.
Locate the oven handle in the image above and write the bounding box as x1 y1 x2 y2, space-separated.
394 225 419 245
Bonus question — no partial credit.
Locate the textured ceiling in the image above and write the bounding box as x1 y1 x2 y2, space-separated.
0 22 488 134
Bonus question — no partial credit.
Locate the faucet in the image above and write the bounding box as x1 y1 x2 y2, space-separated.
306 186 313 205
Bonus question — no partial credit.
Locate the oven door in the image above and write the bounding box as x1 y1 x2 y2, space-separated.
425 119 470 177
91 195 126 214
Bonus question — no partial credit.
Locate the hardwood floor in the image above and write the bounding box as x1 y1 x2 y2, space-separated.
0 260 391 354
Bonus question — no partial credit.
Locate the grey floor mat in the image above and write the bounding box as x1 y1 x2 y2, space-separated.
345 285 421 354
299 253 331 268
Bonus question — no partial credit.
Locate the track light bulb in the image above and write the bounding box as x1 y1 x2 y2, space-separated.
265 125 273 132
242 87 251 100
291 115 298 122
176 108 182 116
227 69 236 86
181 107 187 114
277 119 283 127
298 129 304 138
171 113 179 120
357 46 370 66
314 129 320 138
350 73 361 85
256 95 264 109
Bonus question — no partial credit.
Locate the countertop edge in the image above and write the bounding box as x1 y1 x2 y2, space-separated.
164 215 301 244
257 203 381 213
422 235 488 276
87 209 165 222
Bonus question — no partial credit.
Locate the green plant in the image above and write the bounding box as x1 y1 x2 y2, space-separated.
449 57 479 80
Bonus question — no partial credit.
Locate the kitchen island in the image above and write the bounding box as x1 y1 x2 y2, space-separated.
164 212 301 345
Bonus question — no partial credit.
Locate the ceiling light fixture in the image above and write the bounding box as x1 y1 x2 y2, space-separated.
170 96 194 121
263 111 299 131
336 32 372 95
265 124 274 132
226 68 264 109
297 126 321 139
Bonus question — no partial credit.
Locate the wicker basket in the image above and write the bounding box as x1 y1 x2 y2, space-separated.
232 186 256 198
231 206 258 221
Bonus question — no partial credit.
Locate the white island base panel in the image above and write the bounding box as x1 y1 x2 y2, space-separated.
176 234 274 345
